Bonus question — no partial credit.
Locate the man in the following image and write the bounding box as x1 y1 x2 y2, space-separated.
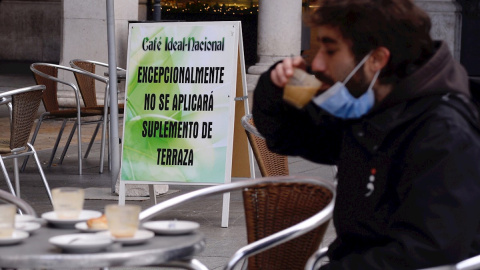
252 0 480 269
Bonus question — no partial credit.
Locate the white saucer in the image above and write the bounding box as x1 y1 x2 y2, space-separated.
41 210 102 227
15 214 36 223
142 220 199 235
49 233 113 253
0 230 29 245
15 222 41 233
75 222 107 233
97 230 154 245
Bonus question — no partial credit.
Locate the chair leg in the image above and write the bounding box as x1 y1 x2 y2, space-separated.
28 143 53 204
59 121 77 165
57 117 83 175
85 122 101 159
100 114 107 174
48 119 68 167
107 118 112 172
102 91 110 174
240 259 248 270
0 158 24 215
0 157 17 196
13 157 20 198
77 116 83 175
21 114 46 172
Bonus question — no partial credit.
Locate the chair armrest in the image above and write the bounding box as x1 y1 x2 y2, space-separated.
0 189 37 217
30 63 90 110
70 59 126 74
241 114 265 139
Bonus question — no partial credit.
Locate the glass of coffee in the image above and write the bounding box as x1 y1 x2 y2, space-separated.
283 68 322 109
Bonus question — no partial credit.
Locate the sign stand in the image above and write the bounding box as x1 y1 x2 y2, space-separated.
119 21 252 227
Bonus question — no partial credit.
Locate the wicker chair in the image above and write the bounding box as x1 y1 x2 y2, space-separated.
241 114 289 177
69 59 125 173
140 176 335 270
0 85 52 204
21 63 104 175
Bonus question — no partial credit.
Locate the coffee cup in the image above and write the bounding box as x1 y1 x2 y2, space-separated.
52 187 85 219
105 204 141 238
0 204 17 238
283 68 322 109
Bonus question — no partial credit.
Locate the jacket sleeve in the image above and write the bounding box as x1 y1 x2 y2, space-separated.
321 104 480 269
252 66 343 165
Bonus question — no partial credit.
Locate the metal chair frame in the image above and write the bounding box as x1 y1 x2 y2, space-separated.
0 190 37 217
69 59 125 173
0 189 36 217
23 63 105 175
0 85 52 204
241 114 290 177
140 176 336 270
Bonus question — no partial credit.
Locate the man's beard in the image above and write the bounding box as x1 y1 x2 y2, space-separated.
344 68 370 98
313 67 370 97
313 72 335 87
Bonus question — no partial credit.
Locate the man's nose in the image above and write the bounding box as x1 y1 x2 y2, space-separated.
312 53 327 72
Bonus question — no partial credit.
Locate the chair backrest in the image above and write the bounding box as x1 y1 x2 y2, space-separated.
0 189 37 216
139 176 335 270
70 60 98 107
31 64 60 112
241 114 289 176
3 85 45 150
70 59 124 108
31 62 108 111
243 181 332 270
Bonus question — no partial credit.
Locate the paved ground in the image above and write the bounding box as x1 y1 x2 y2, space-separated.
0 62 337 269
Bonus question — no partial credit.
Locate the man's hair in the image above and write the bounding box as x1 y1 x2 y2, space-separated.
309 0 434 84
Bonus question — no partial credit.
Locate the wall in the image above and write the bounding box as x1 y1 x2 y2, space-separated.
0 0 61 62
57 0 138 106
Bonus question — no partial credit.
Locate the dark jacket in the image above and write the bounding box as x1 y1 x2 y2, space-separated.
252 41 480 269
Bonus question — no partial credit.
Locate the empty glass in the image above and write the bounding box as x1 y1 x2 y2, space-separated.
105 204 141 238
0 204 17 238
52 187 85 219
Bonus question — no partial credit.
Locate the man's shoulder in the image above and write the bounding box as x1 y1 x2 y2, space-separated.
411 93 480 136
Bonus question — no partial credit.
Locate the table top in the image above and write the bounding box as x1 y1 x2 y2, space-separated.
0 225 205 269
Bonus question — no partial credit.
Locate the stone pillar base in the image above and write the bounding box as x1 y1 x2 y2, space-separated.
246 73 261 93
114 181 169 197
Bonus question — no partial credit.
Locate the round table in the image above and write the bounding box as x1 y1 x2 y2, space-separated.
0 226 205 269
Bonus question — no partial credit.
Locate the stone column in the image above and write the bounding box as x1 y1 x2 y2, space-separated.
247 0 303 92
59 0 138 106
415 0 462 60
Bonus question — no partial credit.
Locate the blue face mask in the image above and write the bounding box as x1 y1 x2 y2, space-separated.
312 53 380 119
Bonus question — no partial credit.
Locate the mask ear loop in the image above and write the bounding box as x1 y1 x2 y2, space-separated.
342 51 373 84
368 70 381 90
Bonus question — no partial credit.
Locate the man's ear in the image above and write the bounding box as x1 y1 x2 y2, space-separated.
368 47 390 72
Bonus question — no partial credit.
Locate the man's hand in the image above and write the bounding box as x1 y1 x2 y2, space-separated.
270 56 307 88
